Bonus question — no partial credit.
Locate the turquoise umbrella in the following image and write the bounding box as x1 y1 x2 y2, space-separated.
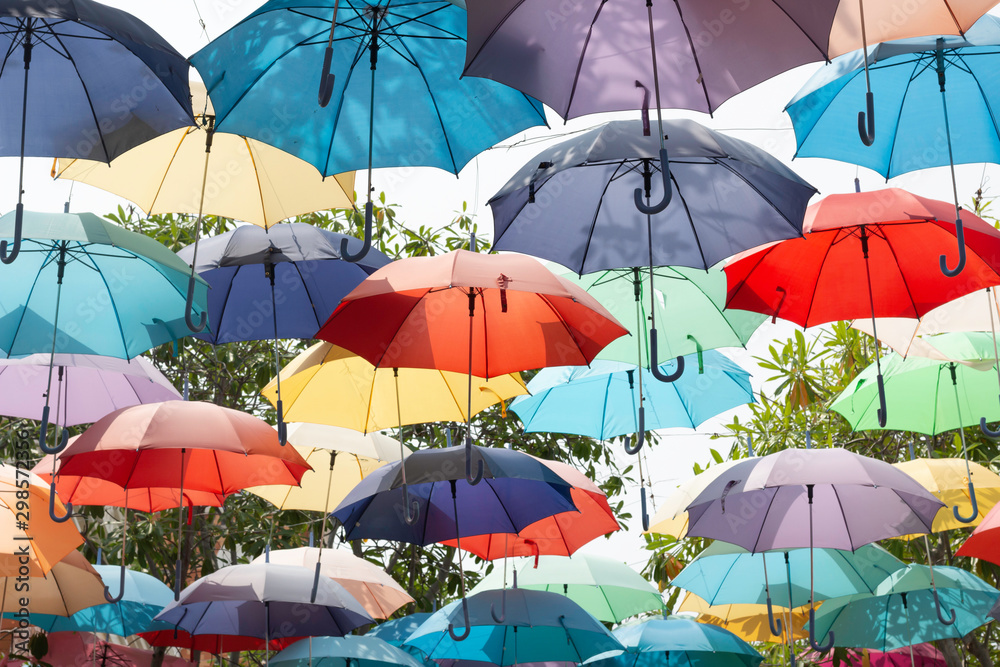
812 565 998 651
271 636 428 667
585 617 762 667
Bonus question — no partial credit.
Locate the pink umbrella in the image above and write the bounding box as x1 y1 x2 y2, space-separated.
4 631 195 667
802 643 946 667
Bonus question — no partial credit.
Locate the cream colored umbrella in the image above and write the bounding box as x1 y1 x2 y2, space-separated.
0 551 105 616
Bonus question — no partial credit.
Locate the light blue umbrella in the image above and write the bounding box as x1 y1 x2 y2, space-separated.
812 564 998 651
585 617 762 667
19 565 172 636
271 636 428 667
403 588 623 664
367 614 432 647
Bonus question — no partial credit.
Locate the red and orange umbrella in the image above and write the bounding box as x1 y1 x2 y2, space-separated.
955 500 1000 565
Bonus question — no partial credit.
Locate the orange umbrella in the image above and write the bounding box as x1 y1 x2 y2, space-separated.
55 400 310 603
0 466 82 577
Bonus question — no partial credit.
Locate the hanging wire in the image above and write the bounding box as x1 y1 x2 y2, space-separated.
190 0 211 42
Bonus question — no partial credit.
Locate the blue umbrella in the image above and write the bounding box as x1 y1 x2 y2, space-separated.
20 565 173 636
0 0 193 264
272 636 429 667
786 14 1000 277
403 588 623 665
367 613 432 649
191 0 546 261
585 617 762 667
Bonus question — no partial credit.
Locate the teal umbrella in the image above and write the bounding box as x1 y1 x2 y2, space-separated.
585 617 762 667
271 636 428 667
812 565 998 651
470 554 664 624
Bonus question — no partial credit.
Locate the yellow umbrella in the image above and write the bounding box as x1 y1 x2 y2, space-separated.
677 591 810 643
646 459 749 538
262 342 528 432
0 551 105 615
893 458 1000 533
53 83 355 230
0 467 83 577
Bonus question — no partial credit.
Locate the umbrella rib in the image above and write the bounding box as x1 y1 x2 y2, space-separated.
5 240 53 359
599 371 612 440
799 232 839 329
883 55 927 179
564 0 608 119
829 484 856 552
953 51 1000 150
321 28 369 184
366 288 429 371
535 293 590 368
666 170 709 269
711 158 806 238
724 245 779 311
244 138 270 227
878 226 921 320
439 369 466 423
578 162 627 273
749 488 780 554
461 0 527 79
147 127 195 214
288 261 324 332
210 266 243 345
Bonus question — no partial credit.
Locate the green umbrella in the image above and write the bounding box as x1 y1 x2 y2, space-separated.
469 554 664 624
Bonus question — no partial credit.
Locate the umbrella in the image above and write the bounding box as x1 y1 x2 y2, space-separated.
250 547 413 619
177 223 391 440
55 400 310 602
683 447 944 651
812 564 998 651
562 267 766 367
725 189 1000 428
2 631 195 667
403 588 623 664
271 636 427 667
140 626 296 654
0 210 208 464
830 332 1000 522
318 249 625 485
439 457 619 561
191 0 546 262
893 458 1000 533
801 644 948 667
366 613 431 648
470 554 664 624
53 82 356 230
0 0 193 264
0 551 105 616
786 15 1000 276
647 459 750 539
18 565 172 636
262 342 528 433
153 562 373 652
676 593 810 644
0 466 82 577
955 497 1000 564
587 616 762 667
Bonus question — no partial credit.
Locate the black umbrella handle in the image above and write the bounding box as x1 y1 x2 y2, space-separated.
940 215 967 277
465 434 484 485
633 148 672 215
626 405 644 455
47 478 73 523
38 405 69 454
490 588 507 623
0 203 23 264
981 405 1000 437
876 372 887 427
649 333 684 383
310 560 322 603
953 481 979 524
808 607 833 652
276 399 287 446
184 274 207 333
858 91 875 146
640 486 650 532
447 597 472 641
932 587 956 625
341 202 373 263
766 595 783 637
318 46 335 107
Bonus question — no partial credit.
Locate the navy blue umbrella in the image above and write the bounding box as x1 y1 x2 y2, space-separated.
0 0 193 264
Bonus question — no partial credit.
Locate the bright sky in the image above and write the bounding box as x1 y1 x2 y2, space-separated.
10 1 1000 580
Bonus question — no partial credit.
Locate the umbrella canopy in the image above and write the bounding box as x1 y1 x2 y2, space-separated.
893 458 1000 532
586 616 762 667
562 267 765 367
317 250 627 377
404 588 623 664
724 189 1000 329
2 632 195 667
177 223 390 344
331 446 576 545
250 547 413 619
0 466 82 577
154 562 374 642
462 0 993 120
262 342 527 433
490 119 815 275
812 564 998 651
684 448 944 551
366 613 431 648
647 459 749 539
672 542 903 608
271 636 427 667
21 565 172 636
282 422 402 460
509 353 753 439
0 551 105 616
801 644 948 667
676 593 810 644
955 499 1000 564
0 354 180 425
439 457 619 560
470 554 664 623
140 626 296 653
54 83 356 230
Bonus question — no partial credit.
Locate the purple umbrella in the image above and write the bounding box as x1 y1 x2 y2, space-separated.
683 447 943 654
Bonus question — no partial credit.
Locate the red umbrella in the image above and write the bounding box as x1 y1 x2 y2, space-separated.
55 400 310 602
140 629 296 654
726 188 1000 427
955 498 1000 565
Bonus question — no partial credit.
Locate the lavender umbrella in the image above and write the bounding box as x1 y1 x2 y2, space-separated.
683 448 943 655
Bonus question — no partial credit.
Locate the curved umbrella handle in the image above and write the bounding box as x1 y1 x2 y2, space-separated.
490 588 506 623
766 595 783 637
808 607 834 652
640 486 650 532
465 435 484 486
401 482 420 525
686 335 704 374
310 560 322 603
318 46 335 107
633 148 672 215
625 406 644 455
981 411 1000 438
174 557 183 601
276 399 287 446
38 405 69 454
184 274 207 333
940 215 967 277
447 597 473 641
953 480 979 524
933 588 957 625
48 479 73 523
103 562 127 603
858 91 875 146
876 372 887 427
0 202 23 264
650 334 684 383
340 202 373 263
